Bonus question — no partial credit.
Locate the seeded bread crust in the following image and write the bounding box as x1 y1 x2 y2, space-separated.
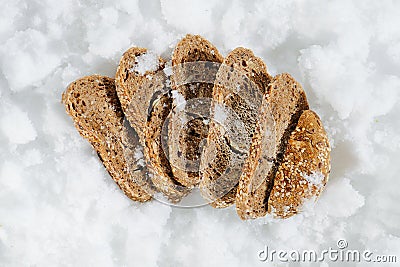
236 73 309 219
268 110 331 218
169 34 223 188
200 47 272 208
62 75 151 202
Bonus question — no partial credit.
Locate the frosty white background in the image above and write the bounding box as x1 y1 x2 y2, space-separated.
1 0 400 266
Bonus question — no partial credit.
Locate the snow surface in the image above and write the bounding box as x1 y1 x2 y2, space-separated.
1 0 400 266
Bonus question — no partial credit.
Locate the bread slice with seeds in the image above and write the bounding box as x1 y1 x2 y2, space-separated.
143 90 191 203
116 47 190 203
267 110 331 218
199 47 272 208
62 75 152 202
168 34 224 188
115 47 166 142
236 73 309 219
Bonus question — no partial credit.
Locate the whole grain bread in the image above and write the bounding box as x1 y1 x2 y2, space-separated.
236 73 310 219
62 37 331 218
143 91 191 203
168 34 224 188
115 47 190 203
199 47 272 208
267 110 331 218
115 47 165 142
62 75 152 202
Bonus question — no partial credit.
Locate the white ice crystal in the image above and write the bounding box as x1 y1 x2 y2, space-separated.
129 52 159 75
213 103 228 123
171 90 186 111
302 171 325 189
134 146 145 168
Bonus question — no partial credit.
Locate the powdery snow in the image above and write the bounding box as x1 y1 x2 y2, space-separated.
133 146 145 168
302 171 325 188
1 0 400 266
129 52 160 75
171 89 186 111
213 103 228 123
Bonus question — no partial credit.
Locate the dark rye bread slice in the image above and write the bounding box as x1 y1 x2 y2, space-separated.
169 34 224 188
267 110 331 218
199 47 272 208
62 75 151 202
236 73 309 219
115 47 165 142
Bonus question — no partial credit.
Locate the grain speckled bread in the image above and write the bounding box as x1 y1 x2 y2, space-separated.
62 36 331 219
115 47 165 142
169 34 224 188
236 73 310 219
200 47 272 208
62 75 151 202
115 47 190 203
267 110 331 218
143 91 191 203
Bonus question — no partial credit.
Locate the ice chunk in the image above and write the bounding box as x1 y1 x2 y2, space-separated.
129 52 159 75
134 146 146 168
213 104 227 124
302 171 325 189
0 105 37 144
171 90 186 111
0 29 61 92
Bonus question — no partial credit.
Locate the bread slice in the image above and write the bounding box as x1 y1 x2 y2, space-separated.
62 75 151 202
143 91 191 203
115 47 190 203
236 73 309 219
268 110 331 218
168 34 224 188
115 47 165 142
199 47 272 208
